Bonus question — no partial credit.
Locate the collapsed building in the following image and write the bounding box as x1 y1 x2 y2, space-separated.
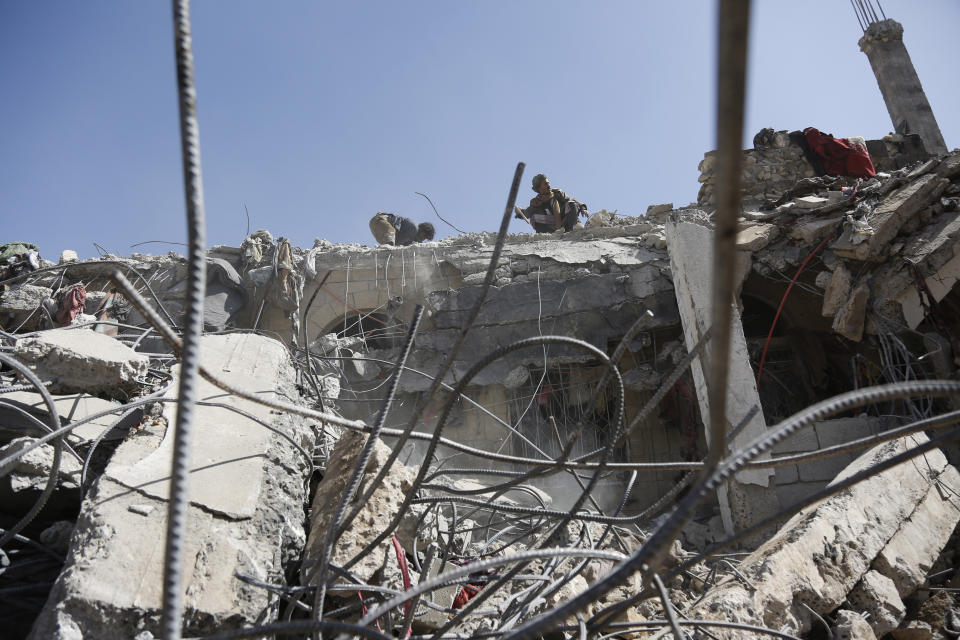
2 3 959 636
2 127 960 639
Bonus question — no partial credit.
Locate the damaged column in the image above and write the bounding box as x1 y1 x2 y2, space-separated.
859 18 948 156
664 219 779 535
28 333 315 639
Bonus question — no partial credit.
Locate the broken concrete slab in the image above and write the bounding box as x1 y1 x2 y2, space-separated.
646 203 673 217
872 463 960 597
796 195 830 210
28 333 314 639
847 569 906 637
936 154 960 180
897 250 960 329
822 262 853 317
834 609 878 640
902 209 960 270
888 623 935 639
13 328 149 400
0 283 50 315
301 428 416 594
0 437 81 492
789 214 845 244
0 391 131 445
683 434 950 637
832 280 870 341
735 223 779 251
664 219 778 535
832 174 950 261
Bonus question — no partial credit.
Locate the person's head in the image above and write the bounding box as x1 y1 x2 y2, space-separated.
532 173 551 195
417 222 435 242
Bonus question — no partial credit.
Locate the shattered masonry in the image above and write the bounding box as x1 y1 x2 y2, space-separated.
2 132 960 639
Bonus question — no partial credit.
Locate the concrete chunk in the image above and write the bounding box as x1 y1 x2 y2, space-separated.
0 283 51 314
935 154 960 180
0 391 129 445
14 329 149 400
822 263 853 317
683 435 948 636
0 436 81 494
795 195 829 210
665 220 777 536
832 174 949 261
735 223 779 251
301 429 416 593
789 214 844 244
832 280 870 341
872 464 960 597
834 609 878 640
28 333 314 639
847 570 906 637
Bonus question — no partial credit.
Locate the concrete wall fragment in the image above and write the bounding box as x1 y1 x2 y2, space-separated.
28 333 314 639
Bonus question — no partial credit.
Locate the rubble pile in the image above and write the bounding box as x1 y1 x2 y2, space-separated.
2 145 960 640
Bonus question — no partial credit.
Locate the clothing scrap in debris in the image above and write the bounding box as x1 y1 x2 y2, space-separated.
803 126 877 179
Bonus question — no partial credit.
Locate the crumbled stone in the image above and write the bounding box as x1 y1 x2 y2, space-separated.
833 609 878 640
848 570 906 637
832 280 870 341
13 329 149 399
302 429 416 594
822 262 853 317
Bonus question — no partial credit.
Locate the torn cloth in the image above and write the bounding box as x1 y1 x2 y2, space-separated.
54 284 86 326
803 127 876 178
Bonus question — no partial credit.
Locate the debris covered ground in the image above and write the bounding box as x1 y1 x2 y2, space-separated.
2 129 960 639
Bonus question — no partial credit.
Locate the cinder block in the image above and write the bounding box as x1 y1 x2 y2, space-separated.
770 426 820 455
775 480 828 509
816 416 883 448
774 464 799 485
798 455 849 482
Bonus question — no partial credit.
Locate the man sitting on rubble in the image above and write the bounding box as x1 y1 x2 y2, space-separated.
514 173 588 233
369 212 435 246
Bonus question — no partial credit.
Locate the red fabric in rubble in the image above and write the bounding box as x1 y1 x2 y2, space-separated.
803 127 876 178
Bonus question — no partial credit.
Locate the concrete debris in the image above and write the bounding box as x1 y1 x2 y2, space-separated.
0 391 131 445
645 203 673 217
822 261 853 317
796 195 830 209
834 609 879 640
0 437 82 493
789 213 844 243
684 435 952 637
735 222 779 251
848 569 906 637
2 131 960 640
302 429 416 594
27 333 314 639
584 208 617 227
832 173 950 261
13 329 149 399
39 521 73 553
832 279 871 342
872 463 960 597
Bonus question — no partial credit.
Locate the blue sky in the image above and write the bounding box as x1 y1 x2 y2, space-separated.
1 1 957 260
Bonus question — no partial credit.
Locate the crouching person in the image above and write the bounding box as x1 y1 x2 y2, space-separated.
369 212 435 246
515 173 588 233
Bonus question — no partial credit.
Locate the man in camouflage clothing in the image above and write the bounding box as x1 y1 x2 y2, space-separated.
515 173 587 233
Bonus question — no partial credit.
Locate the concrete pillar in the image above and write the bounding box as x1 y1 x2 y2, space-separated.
859 19 948 155
664 220 779 536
